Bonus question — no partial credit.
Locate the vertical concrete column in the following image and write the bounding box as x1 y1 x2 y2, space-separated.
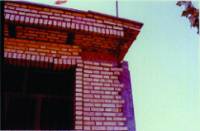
120 61 136 131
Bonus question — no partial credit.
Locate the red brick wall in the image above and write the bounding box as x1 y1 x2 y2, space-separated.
4 23 118 61
80 61 128 131
3 1 143 130
4 1 143 62
73 61 129 131
4 38 129 131
4 1 141 37
4 25 67 44
4 38 81 70
4 24 119 54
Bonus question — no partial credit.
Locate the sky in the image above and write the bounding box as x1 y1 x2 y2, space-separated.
23 0 200 131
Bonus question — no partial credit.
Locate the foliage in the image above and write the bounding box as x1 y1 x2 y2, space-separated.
177 1 199 34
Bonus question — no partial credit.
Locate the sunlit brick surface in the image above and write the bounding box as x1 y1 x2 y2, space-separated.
4 1 143 131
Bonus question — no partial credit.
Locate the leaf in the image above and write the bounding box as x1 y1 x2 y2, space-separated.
188 16 195 27
181 10 189 17
177 1 199 34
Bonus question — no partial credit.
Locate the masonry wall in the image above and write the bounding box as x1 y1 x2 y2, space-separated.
76 61 127 131
4 1 143 61
4 1 141 131
4 38 131 131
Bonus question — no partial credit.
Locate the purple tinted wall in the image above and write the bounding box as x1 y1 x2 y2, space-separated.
120 61 136 131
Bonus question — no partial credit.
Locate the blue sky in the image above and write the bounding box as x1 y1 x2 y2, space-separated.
25 0 200 130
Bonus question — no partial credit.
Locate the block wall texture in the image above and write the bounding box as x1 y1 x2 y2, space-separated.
4 1 143 131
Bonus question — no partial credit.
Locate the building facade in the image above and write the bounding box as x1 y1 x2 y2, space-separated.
2 1 143 131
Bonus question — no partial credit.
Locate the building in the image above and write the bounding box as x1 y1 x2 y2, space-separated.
2 1 143 130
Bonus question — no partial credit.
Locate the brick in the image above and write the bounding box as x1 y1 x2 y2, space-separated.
84 111 95 116
91 90 104 94
92 99 104 103
106 117 112 121
113 79 120 84
83 106 90 111
93 70 99 74
91 82 103 86
76 72 82 76
39 19 43 24
103 67 110 71
10 14 15 21
104 91 113 95
5 13 10 19
103 121 116 126
16 7 31 12
75 92 82 97
83 116 90 121
107 126 114 130
76 97 82 101
115 104 123 108
104 99 112 103
75 120 83 125
91 117 105 121
75 125 82 130
117 122 125 126
84 102 93 107
83 90 90 94
92 126 106 131
83 81 90 86
75 111 83 115
111 76 118 79
75 116 82 120
75 102 82 106
102 103 115 108
15 15 20 21
84 126 91 130
91 107 104 112
114 126 128 130
103 76 110 79
93 78 99 82
101 95 114 99
84 69 92 74
113 117 126 121
83 98 90 103
94 103 101 107
111 67 123 72
90 74 102 78
103 112 116 117
40 11 53 15
66 22 71 28
76 88 82 93
94 94 100 99
104 83 111 87
101 71 113 75
101 87 114 91
76 80 82 84
84 121 95 126
101 62 113 67
76 84 82 88
84 85 93 89
115 95 122 99
105 108 116 112
96 121 102 126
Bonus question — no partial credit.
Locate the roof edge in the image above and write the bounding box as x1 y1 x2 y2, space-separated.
7 1 143 29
